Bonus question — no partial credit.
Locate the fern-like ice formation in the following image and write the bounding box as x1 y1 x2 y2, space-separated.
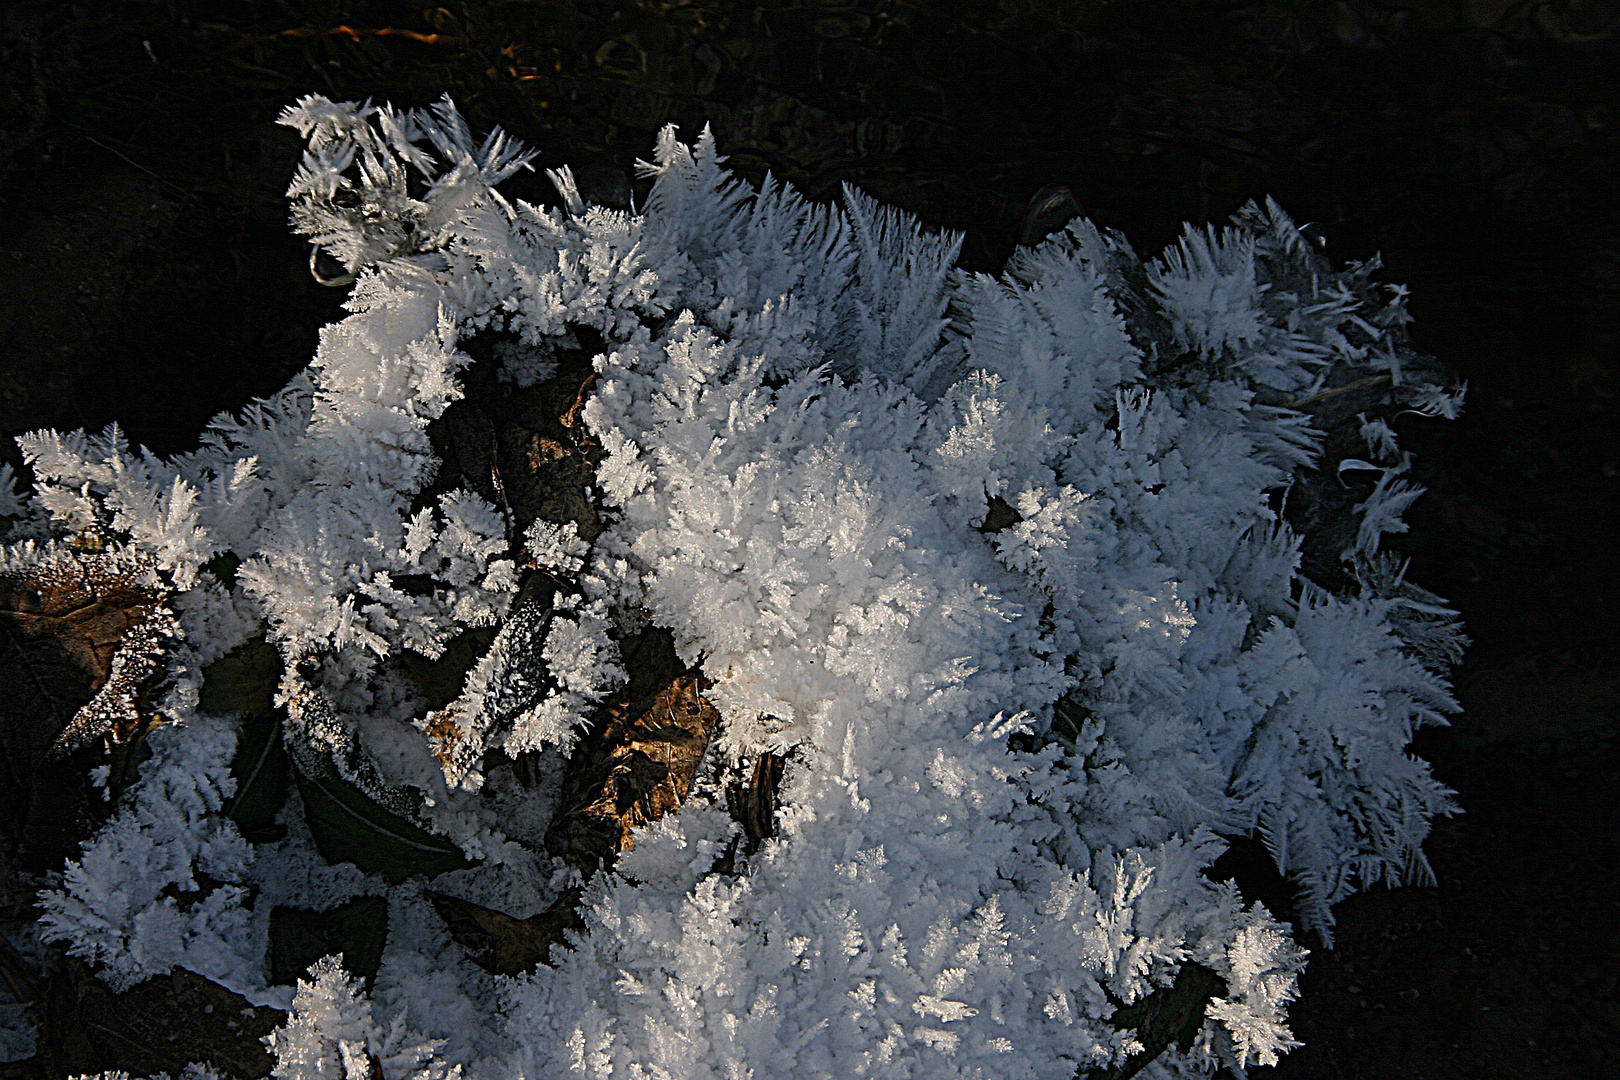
13 95 1469 1079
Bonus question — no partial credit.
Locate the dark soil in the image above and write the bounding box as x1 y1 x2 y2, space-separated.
2 2 1616 1077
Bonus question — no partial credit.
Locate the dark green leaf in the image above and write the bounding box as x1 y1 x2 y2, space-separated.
203 637 290 843
198 636 280 718
224 710 289 843
288 736 472 884
268 896 389 989
1080 961 1227 1080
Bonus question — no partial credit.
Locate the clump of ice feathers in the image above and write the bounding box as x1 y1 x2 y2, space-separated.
17 424 229 591
278 94 535 277
513 781 1303 1078
14 96 1468 1080
559 302 1299 1078
36 721 284 1006
265 955 462 1080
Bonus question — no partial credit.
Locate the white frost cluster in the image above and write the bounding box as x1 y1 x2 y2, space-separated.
11 95 1468 1080
36 722 271 1002
420 583 625 788
69 1066 225 1080
266 955 462 1080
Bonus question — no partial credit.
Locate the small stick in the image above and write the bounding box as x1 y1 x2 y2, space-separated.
1289 373 1390 409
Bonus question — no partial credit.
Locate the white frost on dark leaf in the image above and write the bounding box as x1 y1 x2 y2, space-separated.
419 587 625 788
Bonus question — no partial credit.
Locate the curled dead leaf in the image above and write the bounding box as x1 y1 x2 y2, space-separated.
725 750 785 854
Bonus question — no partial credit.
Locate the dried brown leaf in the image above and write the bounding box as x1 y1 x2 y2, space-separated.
425 888 584 975
544 627 720 872
0 547 176 756
1 547 178 870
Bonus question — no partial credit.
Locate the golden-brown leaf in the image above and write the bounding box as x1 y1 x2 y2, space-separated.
1 547 178 870
543 628 720 872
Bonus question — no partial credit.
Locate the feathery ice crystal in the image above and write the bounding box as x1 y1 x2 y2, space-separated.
12 95 1466 1079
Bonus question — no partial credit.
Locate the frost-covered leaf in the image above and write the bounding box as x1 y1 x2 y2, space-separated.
420 330 606 545
287 735 471 885
1 565 101 868
1 545 177 757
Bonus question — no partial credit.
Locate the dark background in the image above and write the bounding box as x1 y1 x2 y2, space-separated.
1 2 1616 1076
